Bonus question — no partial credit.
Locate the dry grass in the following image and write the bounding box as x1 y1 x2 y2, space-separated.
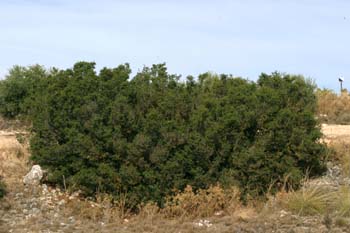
338 147 350 177
334 217 350 228
0 133 29 190
272 138 350 217
64 185 242 222
64 194 127 224
317 90 350 124
333 186 350 217
322 131 350 233
260 138 350 226
162 185 241 219
279 185 334 216
55 184 251 233
273 183 350 219
327 141 350 176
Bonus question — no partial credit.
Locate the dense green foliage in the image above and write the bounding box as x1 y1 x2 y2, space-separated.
0 62 326 206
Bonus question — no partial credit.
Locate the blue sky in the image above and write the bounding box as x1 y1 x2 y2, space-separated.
0 0 349 90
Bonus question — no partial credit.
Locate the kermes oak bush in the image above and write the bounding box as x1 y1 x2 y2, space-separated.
0 62 326 207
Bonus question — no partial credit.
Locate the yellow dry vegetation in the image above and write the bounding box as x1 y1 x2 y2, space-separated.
0 131 29 191
317 90 350 124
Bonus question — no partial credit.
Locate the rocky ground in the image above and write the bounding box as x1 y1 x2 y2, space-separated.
0 185 75 233
0 125 350 232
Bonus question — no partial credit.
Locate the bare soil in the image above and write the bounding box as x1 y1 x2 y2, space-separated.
321 124 350 144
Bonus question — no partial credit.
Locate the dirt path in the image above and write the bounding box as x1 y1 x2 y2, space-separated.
321 124 350 144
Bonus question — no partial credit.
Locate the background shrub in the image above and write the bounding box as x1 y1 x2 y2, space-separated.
0 62 327 207
316 89 350 124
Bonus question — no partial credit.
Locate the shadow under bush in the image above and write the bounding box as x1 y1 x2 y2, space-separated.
0 180 6 199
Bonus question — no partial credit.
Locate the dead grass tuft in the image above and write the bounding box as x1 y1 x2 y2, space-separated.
334 217 350 228
0 134 29 190
280 185 334 216
327 141 350 176
64 194 127 224
333 186 350 217
272 182 350 219
162 185 241 219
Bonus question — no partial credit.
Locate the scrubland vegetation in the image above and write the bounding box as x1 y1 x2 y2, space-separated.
272 140 350 218
3 63 350 232
317 89 350 124
0 62 327 209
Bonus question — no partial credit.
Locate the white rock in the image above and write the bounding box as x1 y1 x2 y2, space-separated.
279 210 288 217
41 184 48 194
68 216 75 223
30 207 40 215
23 165 43 186
194 219 212 227
214 211 224 216
58 199 66 206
